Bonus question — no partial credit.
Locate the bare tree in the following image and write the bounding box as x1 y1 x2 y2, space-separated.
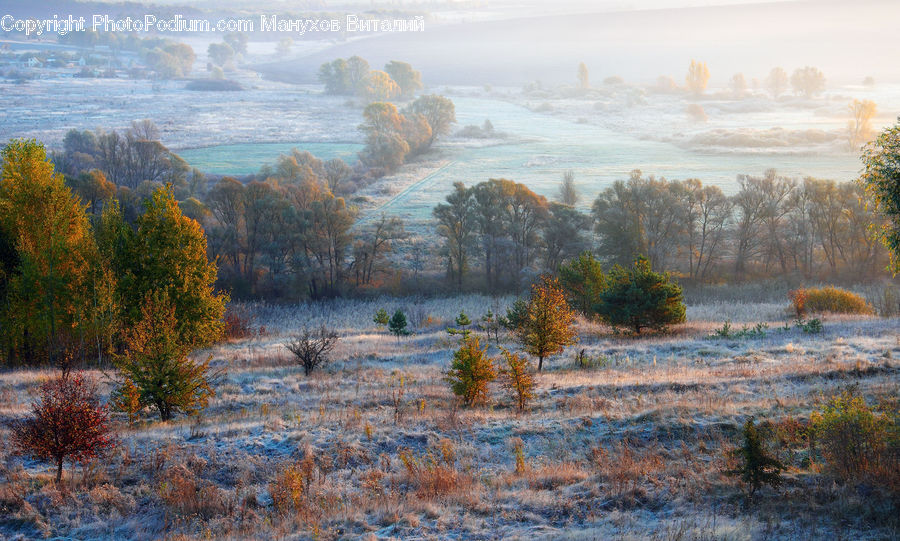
558 170 578 206
285 326 339 376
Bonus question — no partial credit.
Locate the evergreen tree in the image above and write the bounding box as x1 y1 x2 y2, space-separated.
727 418 785 502
373 308 390 327
445 336 496 406
557 251 606 317
388 309 409 339
596 256 685 334
114 292 216 421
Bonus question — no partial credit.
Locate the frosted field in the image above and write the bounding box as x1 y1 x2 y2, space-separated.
3 68 898 225
0 74 361 151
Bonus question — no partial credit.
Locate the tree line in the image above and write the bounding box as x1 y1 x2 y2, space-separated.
432 169 890 293
0 139 225 368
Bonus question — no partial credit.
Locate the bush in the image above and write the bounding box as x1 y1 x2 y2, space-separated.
810 388 898 484
789 286 873 317
596 257 686 334
445 336 496 406
373 308 389 327
726 418 784 502
285 325 339 376
11 372 114 483
500 349 534 413
223 304 256 339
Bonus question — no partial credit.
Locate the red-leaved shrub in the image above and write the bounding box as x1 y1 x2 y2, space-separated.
11 372 114 483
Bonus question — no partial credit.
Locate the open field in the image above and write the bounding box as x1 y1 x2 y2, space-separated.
1 298 897 539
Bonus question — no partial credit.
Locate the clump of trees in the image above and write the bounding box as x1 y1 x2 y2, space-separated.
319 56 423 100
52 120 190 191
359 94 455 174
791 66 826 98
1 140 227 425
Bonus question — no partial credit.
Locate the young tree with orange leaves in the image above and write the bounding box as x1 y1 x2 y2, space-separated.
12 372 114 483
514 275 577 371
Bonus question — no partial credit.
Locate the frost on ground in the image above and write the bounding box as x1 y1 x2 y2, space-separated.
0 298 897 540
0 73 362 151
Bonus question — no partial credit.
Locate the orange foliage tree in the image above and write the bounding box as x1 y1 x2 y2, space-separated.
514 275 577 371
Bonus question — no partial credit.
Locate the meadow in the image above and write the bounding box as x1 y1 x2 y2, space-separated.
1 296 897 539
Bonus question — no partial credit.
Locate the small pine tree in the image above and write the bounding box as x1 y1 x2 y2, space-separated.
500 298 528 331
12 372 114 483
445 336 496 407
373 308 390 327
727 418 785 502
388 309 409 339
448 311 473 338
500 349 535 413
596 256 685 334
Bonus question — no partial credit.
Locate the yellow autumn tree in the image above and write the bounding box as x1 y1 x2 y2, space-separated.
118 185 227 350
686 59 710 96
0 139 106 366
848 99 877 149
514 275 577 371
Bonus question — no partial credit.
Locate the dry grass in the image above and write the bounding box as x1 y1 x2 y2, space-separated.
0 300 897 539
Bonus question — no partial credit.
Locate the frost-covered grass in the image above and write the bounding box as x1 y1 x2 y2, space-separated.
0 298 897 539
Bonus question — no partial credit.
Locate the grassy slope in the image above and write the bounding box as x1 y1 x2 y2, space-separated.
0 298 897 539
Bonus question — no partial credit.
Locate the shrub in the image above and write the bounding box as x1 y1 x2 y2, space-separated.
223 304 256 339
726 418 784 502
445 336 496 406
398 440 471 499
11 372 114 483
809 388 898 484
158 463 227 518
285 325 339 376
789 286 873 317
373 308 389 327
388 309 409 338
500 349 535 413
596 256 686 334
798 317 823 334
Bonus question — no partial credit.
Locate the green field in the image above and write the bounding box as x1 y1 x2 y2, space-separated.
178 142 363 176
